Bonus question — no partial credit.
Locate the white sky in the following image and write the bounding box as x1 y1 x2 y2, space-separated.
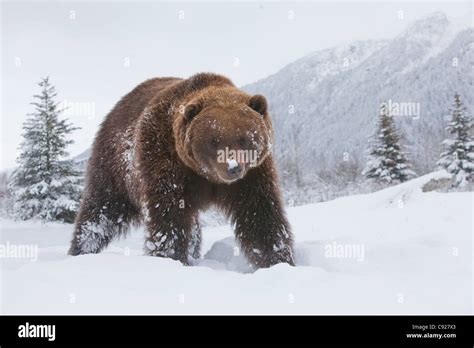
1 0 472 170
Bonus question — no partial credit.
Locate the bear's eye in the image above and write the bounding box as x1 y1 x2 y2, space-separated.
237 136 247 147
210 138 220 148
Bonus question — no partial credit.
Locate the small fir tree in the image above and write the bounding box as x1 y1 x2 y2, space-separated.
363 102 416 184
437 93 473 187
9 77 82 223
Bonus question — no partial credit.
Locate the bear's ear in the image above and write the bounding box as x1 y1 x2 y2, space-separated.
184 103 202 121
249 94 267 116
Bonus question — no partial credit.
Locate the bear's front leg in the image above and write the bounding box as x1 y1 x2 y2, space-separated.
141 177 194 265
228 160 295 269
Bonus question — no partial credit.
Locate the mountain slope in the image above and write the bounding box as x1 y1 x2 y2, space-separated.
243 12 473 178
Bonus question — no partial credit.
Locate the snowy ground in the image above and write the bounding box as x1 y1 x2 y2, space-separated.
0 171 472 314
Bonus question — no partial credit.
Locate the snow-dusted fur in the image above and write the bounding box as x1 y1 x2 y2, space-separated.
68 73 294 269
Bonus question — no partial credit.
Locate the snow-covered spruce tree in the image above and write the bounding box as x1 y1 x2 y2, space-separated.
9 77 82 223
437 93 473 187
363 102 415 184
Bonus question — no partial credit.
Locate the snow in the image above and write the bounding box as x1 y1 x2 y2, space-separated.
0 171 471 314
226 158 238 170
402 12 470 72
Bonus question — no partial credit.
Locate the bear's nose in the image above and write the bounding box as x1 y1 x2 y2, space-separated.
226 159 242 176
228 164 242 176
227 166 242 176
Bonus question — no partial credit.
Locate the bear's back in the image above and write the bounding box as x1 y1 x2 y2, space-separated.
104 77 182 130
86 77 181 190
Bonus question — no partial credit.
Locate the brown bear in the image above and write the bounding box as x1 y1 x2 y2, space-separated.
68 73 294 269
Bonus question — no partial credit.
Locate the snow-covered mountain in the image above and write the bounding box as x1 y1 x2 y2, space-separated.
73 148 90 171
243 12 473 178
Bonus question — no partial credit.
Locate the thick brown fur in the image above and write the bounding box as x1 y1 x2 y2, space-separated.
68 73 294 269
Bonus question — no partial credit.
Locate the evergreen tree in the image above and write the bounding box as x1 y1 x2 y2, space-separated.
9 77 83 223
363 102 415 184
437 93 473 187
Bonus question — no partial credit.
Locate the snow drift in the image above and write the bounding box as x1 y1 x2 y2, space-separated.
0 171 472 314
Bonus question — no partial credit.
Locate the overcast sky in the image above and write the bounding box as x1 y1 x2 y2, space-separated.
1 1 472 170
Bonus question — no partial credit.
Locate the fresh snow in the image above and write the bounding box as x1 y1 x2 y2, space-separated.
0 171 472 314
226 159 238 170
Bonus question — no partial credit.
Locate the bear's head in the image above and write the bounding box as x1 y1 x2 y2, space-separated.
173 87 273 184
